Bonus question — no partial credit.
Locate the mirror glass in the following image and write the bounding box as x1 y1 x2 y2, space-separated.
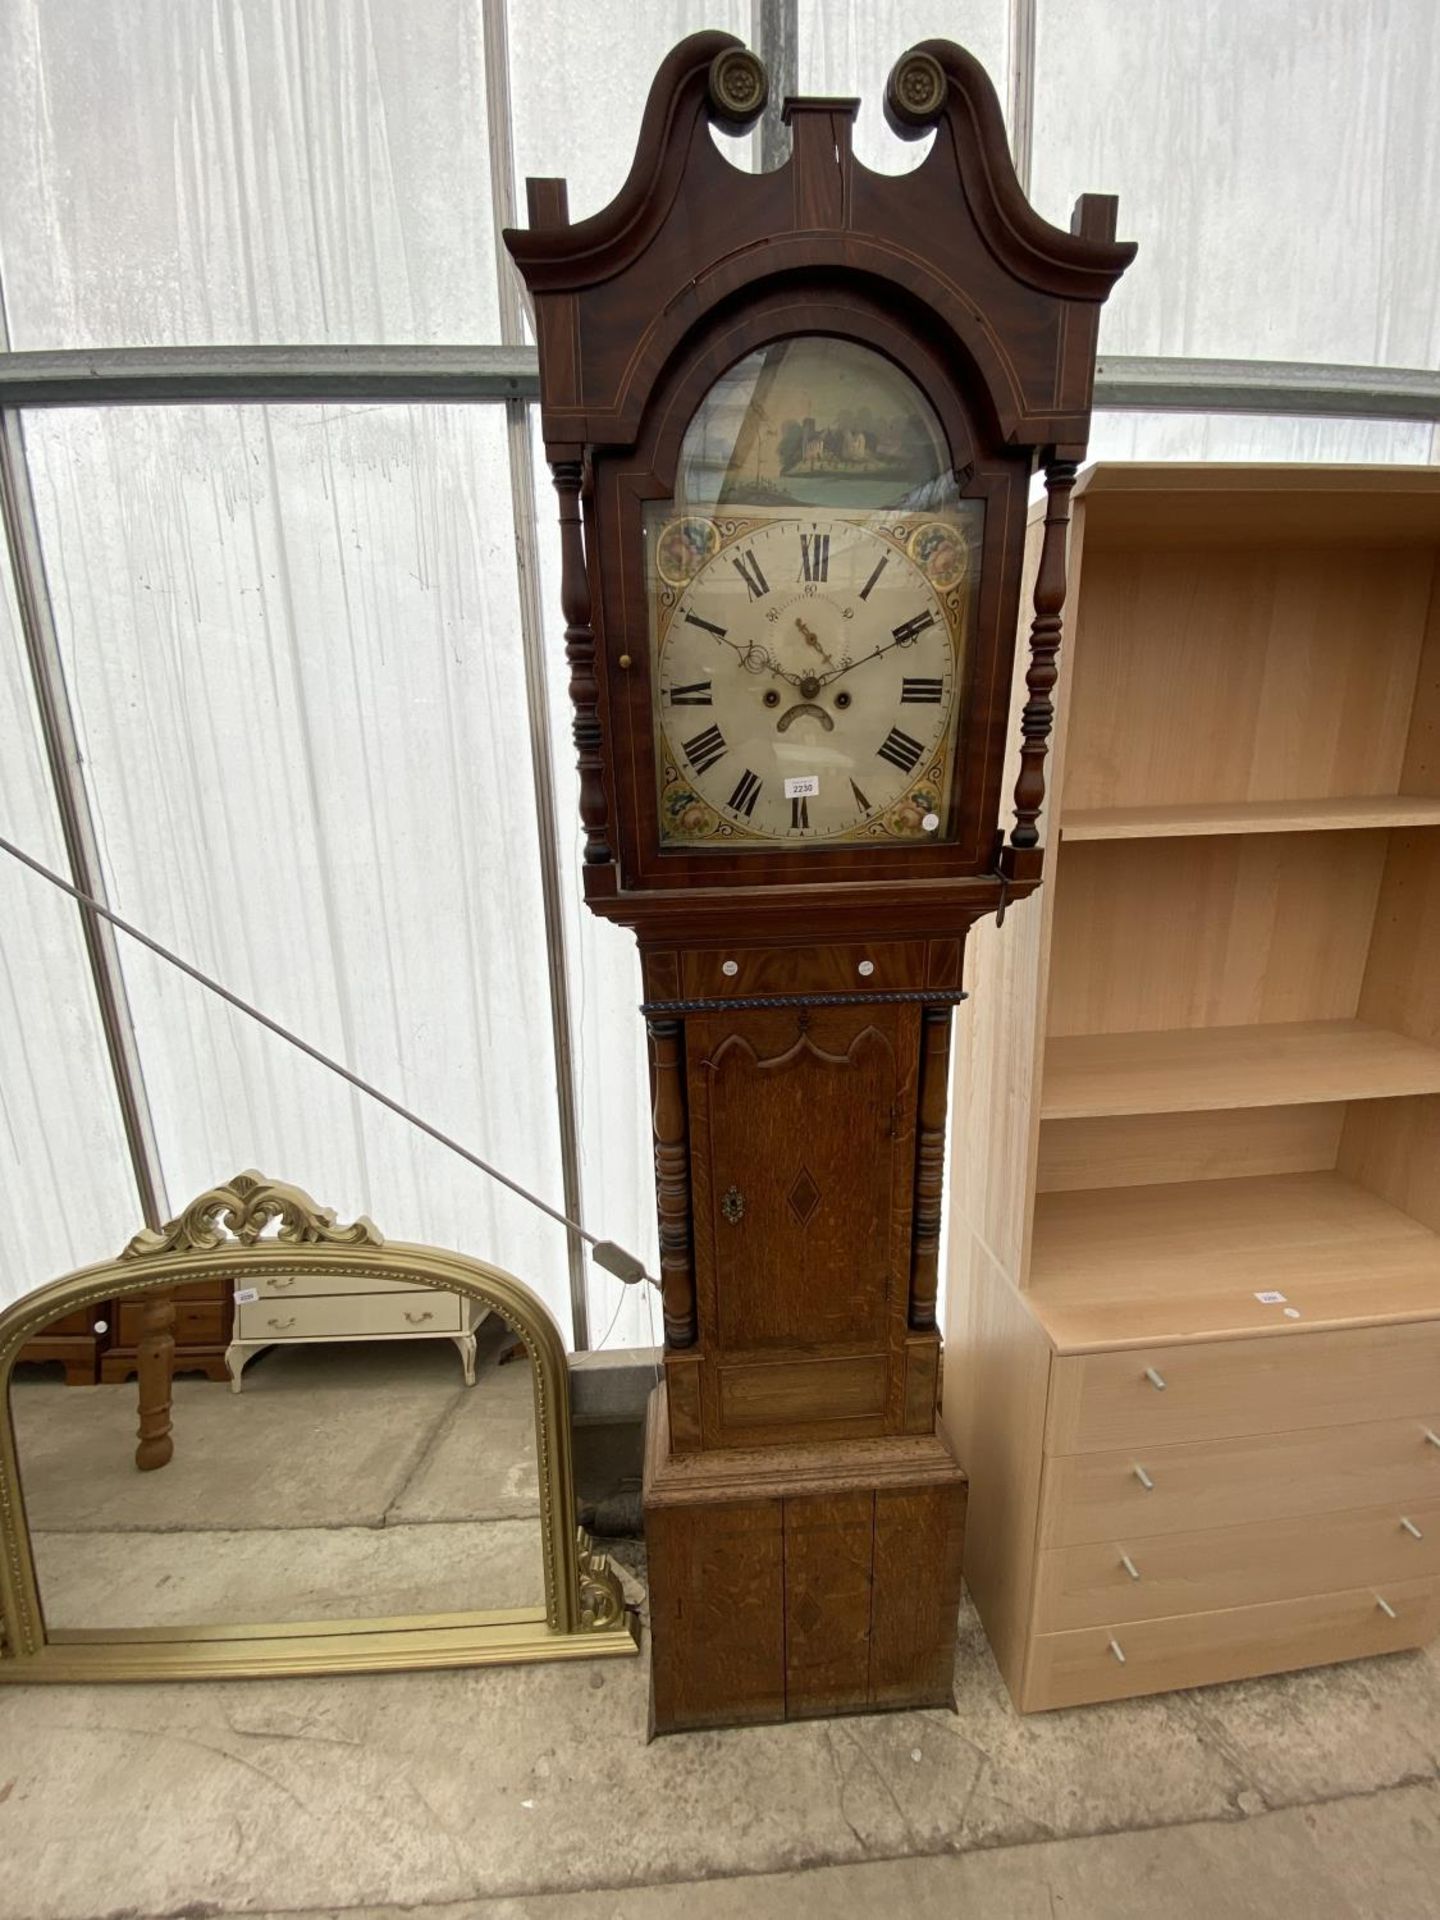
10 1277 547 1633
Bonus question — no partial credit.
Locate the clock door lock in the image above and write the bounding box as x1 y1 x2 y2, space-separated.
720 1186 746 1225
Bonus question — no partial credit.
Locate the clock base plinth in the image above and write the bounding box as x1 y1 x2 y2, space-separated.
642 1384 967 1734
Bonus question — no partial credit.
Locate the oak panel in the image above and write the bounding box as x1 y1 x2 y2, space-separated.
783 1493 874 1713
646 1497 785 1732
717 1355 888 1434
869 1483 966 1707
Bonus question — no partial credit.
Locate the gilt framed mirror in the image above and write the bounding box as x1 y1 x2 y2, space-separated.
0 1174 639 1682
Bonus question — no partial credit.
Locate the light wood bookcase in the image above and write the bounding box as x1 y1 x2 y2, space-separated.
945 464 1440 1711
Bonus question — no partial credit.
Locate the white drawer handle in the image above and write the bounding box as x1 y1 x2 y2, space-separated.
1425 1430 1440 1450
1109 1638 1126 1664
1401 1517 1424 1540
1377 1595 1398 1619
1133 1465 1155 1490
1143 1367 1166 1391
269 1276 295 1291
1120 1553 1140 1581
267 1316 296 1331
404 1309 434 1326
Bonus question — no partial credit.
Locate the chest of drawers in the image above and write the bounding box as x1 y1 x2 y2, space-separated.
226 1269 487 1389
1013 1322 1440 1709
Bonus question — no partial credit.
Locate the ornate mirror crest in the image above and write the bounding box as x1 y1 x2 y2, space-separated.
0 1174 637 1682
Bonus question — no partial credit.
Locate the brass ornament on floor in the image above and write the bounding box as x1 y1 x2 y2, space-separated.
0 1173 637 1683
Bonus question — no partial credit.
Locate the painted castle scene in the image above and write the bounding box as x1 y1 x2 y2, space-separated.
676 337 953 511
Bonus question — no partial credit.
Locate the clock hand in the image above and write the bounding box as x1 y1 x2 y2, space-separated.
816 635 908 686
794 614 834 665
724 636 806 687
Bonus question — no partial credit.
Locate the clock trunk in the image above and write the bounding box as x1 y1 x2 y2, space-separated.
505 31 1133 1732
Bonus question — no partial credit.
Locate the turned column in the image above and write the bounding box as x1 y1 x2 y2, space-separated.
553 459 612 868
647 1016 697 1348
1010 457 1079 850
909 1005 952 1332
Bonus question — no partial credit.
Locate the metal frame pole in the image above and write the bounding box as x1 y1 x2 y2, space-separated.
754 0 800 168
1007 0 1037 197
482 0 591 1348
0 291 169 1234
3 347 1439 425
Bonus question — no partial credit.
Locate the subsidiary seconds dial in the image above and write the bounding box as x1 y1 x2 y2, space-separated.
654 515 960 845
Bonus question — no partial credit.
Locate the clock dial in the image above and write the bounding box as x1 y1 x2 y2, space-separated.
651 512 968 846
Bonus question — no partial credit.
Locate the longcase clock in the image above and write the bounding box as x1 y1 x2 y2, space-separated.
506 33 1133 1731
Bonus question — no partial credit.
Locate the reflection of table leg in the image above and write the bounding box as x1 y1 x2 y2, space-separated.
453 1332 477 1387
135 1290 175 1472
225 1341 263 1393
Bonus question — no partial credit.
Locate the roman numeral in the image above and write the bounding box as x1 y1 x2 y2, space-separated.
682 724 727 776
668 680 713 706
790 794 810 831
732 549 770 599
849 778 873 815
727 769 762 818
877 726 925 774
858 554 889 601
901 677 945 703
799 532 830 583
892 609 936 646
684 612 727 638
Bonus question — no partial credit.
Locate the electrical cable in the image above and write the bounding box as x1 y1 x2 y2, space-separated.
0 830 657 1294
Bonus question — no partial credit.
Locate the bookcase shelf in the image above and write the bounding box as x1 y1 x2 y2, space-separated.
1042 1019 1440 1120
1061 796 1440 842
947 464 1440 1712
1029 1169 1440 1353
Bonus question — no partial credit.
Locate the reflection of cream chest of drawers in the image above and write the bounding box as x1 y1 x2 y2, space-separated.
226 1268 487 1390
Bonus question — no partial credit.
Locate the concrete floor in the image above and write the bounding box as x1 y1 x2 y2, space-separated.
3 1570 1440 1918
4 1337 1439 1915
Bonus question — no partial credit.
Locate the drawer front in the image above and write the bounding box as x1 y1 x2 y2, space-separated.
236 1291 462 1341
118 1278 226 1305
679 941 929 1001
1025 1575 1440 1711
246 1270 435 1300
33 1308 100 1337
1040 1415 1440 1547
1047 1320 1440 1455
1034 1499 1440 1631
116 1302 227 1347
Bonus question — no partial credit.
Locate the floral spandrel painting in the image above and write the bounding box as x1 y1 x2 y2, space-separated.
676 338 954 513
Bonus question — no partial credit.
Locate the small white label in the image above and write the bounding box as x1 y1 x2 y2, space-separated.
921 812 941 833
1283 1306 1302 1319
783 774 819 799
233 1287 259 1305
1254 1290 1287 1305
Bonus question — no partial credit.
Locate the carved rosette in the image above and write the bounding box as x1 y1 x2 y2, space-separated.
707 46 767 129
121 1171 382 1262
885 49 947 129
576 1529 627 1631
